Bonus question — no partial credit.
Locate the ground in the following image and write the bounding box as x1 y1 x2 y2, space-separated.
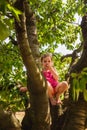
15 111 87 130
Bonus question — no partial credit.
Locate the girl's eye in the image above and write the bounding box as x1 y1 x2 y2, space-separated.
44 60 50 63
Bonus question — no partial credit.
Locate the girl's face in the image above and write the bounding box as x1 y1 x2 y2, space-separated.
41 56 53 70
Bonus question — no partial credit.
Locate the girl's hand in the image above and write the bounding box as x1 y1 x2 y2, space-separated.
46 62 53 70
48 66 54 71
19 87 27 92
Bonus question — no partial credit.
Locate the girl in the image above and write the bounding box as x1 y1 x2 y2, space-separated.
41 53 69 105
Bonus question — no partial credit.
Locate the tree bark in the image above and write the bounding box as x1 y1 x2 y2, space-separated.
24 0 40 62
62 14 87 130
0 106 21 130
62 98 87 130
14 0 51 130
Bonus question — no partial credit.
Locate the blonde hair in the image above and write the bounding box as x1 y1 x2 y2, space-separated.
41 53 52 62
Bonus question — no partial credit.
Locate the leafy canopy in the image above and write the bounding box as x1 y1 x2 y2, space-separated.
0 0 86 110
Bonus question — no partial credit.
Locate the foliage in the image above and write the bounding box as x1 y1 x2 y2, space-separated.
0 0 21 41
34 0 81 49
71 67 87 101
0 41 28 111
0 20 10 41
0 0 86 111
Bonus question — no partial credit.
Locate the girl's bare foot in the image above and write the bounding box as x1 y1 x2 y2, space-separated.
56 99 62 104
50 97 56 105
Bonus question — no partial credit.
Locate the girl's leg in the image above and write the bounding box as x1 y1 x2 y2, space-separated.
55 81 69 104
47 82 56 105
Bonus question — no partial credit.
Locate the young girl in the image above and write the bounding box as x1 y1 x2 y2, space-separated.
41 53 69 105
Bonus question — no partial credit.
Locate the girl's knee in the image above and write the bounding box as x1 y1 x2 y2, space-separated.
47 85 54 95
62 81 69 89
62 81 68 86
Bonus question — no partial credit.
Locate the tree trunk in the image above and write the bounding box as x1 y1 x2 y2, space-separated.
62 14 87 130
14 0 51 130
24 1 40 61
62 98 87 130
0 106 21 130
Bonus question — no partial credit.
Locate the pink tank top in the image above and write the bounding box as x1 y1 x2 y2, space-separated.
42 70 58 88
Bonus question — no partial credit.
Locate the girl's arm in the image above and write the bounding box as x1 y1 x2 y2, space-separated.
49 66 59 81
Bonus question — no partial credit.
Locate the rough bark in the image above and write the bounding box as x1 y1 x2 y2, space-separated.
70 14 87 74
14 0 51 130
62 14 87 130
24 0 40 61
0 106 21 130
62 98 87 130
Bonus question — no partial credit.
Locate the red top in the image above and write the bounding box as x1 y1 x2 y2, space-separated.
42 70 59 88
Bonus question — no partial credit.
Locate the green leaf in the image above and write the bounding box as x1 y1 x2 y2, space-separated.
79 77 87 91
0 20 10 41
83 90 87 101
72 78 80 101
72 78 77 101
82 67 87 72
71 73 77 78
0 0 7 13
75 89 80 101
7 4 22 21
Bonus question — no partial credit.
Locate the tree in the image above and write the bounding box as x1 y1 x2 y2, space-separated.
0 0 87 130
14 0 51 130
13 0 87 130
62 13 87 130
